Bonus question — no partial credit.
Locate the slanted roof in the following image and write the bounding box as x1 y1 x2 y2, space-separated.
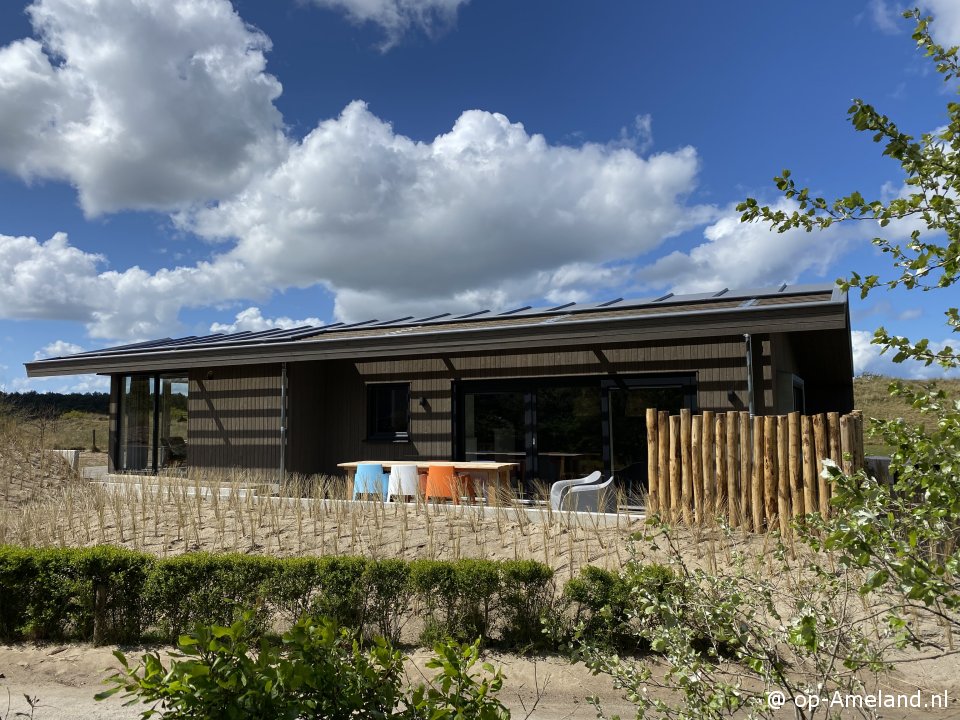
25 283 850 377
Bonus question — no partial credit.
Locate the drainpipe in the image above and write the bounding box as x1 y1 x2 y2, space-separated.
280 362 287 484
744 334 755 416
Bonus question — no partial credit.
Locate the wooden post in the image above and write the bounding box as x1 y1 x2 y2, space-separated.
764 415 778 530
752 415 764 531
851 410 864 471
777 415 790 536
658 411 670 517
739 411 752 531
788 412 802 519
725 412 737 526
670 415 681 522
840 413 855 476
827 412 841 466
702 410 716 522
813 413 830 518
680 409 693 525
802 414 817 516
691 416 703 524
715 416 727 525
646 408 659 514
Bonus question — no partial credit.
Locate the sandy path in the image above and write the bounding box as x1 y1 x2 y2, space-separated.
0 642 636 720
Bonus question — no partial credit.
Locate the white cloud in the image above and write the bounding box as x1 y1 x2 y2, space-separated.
922 0 960 46
638 200 852 293
7 373 109 393
0 0 285 215
306 0 468 48
189 101 714 322
852 329 960 378
869 0 903 34
33 339 84 360
210 307 323 333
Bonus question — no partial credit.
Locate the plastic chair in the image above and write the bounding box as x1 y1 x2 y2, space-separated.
565 476 615 512
388 464 420 501
549 470 602 511
352 463 389 500
424 465 474 504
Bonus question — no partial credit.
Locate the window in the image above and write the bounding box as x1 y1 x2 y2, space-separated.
117 373 189 473
366 383 410 441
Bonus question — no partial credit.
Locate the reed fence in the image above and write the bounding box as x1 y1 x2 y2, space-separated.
645 409 864 533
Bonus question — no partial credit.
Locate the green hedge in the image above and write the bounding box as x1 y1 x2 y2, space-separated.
0 546 673 651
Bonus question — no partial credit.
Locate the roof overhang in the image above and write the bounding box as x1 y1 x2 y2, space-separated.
25 294 850 377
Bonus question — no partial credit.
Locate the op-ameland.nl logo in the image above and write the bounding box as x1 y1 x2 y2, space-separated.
766 689 950 711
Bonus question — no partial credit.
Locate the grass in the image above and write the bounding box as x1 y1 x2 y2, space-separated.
853 374 960 456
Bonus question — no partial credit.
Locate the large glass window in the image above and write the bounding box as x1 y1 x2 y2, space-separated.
536 386 602 481
118 373 189 473
366 383 409 440
120 376 155 472
463 391 525 465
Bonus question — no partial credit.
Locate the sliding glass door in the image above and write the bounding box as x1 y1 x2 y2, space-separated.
117 373 189 473
456 375 694 495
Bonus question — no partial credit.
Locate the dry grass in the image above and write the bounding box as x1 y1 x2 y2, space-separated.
854 374 960 455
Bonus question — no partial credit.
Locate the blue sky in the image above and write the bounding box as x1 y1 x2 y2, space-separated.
1 0 959 393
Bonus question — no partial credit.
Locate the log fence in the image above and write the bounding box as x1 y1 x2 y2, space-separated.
644 409 864 532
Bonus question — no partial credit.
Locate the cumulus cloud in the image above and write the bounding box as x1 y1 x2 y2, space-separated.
0 0 285 215
33 340 84 360
638 200 852 293
306 0 469 48
189 101 713 321
922 0 960 46
852 329 960 378
210 307 324 333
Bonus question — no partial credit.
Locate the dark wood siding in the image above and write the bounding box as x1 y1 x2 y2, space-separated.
187 364 282 472
289 336 765 475
108 374 120 473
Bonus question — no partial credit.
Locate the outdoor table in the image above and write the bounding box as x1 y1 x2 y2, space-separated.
336 460 518 502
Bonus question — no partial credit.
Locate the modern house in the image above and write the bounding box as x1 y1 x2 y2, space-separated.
25 284 854 492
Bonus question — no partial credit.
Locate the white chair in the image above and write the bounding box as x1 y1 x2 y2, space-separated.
549 470 601 511
388 464 420 502
565 476 615 513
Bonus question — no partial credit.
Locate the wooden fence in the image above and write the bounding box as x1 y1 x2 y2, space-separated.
644 409 864 533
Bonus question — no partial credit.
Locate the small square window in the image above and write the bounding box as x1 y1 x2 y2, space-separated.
367 383 410 441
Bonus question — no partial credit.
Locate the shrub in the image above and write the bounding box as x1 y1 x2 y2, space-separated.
143 553 281 640
363 558 412 644
563 565 634 649
499 560 554 648
76 546 153 644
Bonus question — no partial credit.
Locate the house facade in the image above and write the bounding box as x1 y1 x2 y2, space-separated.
25 284 855 492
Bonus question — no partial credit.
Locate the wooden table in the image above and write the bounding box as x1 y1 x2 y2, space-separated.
336 460 518 501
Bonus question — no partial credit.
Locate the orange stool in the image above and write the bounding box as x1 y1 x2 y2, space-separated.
424 465 474 504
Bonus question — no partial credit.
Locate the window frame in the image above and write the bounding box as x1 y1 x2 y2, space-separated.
365 382 411 442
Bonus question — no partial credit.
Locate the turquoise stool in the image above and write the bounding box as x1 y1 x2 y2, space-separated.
352 463 389 500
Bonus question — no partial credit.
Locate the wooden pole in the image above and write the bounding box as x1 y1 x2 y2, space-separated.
691 415 703 524
680 409 693 525
713 413 734 527
813 413 830 518
658 411 670 518
739 411 752 531
646 408 659 514
670 415 682 522
801 414 817 516
764 415 778 530
702 410 716 522
777 415 790 536
787 412 802 519
851 410 865 471
840 413 855 476
726 412 738 527
752 415 764 531
827 411 841 466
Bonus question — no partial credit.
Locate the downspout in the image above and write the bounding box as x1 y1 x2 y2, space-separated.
744 334 755 416
280 362 287 484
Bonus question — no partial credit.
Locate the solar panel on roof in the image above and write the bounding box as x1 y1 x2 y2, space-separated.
454 309 490 319
416 313 451 323
653 293 674 302
498 306 532 315
597 298 623 307
373 316 415 326
713 288 729 297
547 301 575 311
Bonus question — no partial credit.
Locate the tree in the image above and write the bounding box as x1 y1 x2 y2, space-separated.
738 8 960 643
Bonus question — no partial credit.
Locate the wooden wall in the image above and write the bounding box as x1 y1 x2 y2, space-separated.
187 364 282 472
290 335 770 476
